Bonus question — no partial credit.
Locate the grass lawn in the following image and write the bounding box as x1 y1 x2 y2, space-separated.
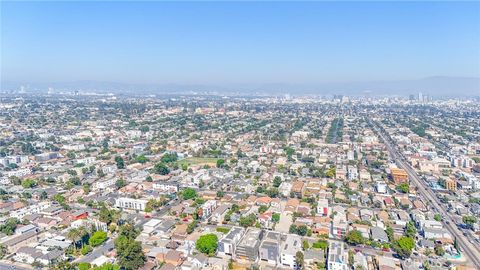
178 157 219 166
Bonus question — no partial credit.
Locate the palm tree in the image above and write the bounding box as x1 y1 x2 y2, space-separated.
77 226 88 248
67 228 79 251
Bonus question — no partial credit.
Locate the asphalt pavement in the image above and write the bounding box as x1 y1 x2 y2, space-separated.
372 120 480 268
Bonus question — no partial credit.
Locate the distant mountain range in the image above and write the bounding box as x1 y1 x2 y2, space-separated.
1 76 479 97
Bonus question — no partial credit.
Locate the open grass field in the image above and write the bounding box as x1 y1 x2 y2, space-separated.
178 157 219 166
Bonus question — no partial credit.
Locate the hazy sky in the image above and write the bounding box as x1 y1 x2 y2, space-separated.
1 1 479 84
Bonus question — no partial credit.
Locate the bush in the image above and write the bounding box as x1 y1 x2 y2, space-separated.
81 245 93 255
78 262 91 270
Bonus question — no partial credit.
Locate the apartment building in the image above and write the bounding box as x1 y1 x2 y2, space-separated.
259 231 282 265
115 197 148 211
317 198 330 217
327 242 348 270
236 229 263 261
280 234 302 268
217 227 245 256
201 200 218 219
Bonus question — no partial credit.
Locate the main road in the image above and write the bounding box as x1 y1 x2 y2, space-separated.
370 120 480 269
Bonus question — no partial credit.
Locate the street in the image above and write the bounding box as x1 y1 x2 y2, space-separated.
371 120 480 268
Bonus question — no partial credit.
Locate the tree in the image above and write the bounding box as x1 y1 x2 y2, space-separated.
266 188 279 198
290 224 308 236
115 178 127 189
396 182 409 193
0 244 7 259
434 245 445 256
302 240 310 250
273 176 282 188
115 156 125 169
67 151 76 159
295 251 304 270
272 213 280 223
154 162 170 175
182 188 197 200
393 236 415 258
89 231 108 247
81 245 93 255
258 205 268 214
463 216 477 227
386 226 394 242
118 223 140 239
405 221 417 238
239 213 257 228
67 228 80 250
326 167 336 178
161 152 178 163
345 230 365 245
216 159 225 168
434 214 442 222
21 178 37 188
196 233 218 256
99 206 117 225
348 250 354 267
312 240 328 250
135 155 148 164
187 221 198 234
216 191 225 198
115 225 145 270
0 218 20 235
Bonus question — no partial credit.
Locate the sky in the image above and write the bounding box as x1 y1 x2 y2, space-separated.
1 1 480 85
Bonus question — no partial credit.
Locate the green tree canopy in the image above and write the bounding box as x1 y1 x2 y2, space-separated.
196 233 218 256
89 231 108 247
115 156 125 169
273 176 282 188
21 178 37 188
239 213 257 228
154 162 170 175
182 188 197 200
216 159 225 168
115 224 145 270
396 182 409 193
135 155 149 164
345 230 365 245
393 236 415 258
